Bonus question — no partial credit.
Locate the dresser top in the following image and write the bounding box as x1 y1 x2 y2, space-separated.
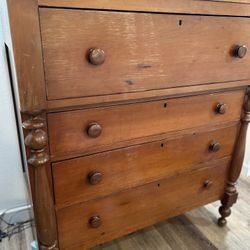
38 0 250 17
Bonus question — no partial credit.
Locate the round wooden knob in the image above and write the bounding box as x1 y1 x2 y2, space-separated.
215 103 228 115
88 48 105 65
234 45 247 58
209 141 221 152
88 172 102 185
204 180 213 189
87 123 102 138
89 215 102 228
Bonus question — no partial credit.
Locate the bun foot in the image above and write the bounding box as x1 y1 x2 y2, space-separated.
218 217 227 227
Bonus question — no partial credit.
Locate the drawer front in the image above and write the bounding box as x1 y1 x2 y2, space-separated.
48 90 244 158
57 158 229 249
53 125 237 207
40 9 250 100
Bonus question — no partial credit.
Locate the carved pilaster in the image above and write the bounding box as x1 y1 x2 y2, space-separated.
23 112 58 249
218 89 250 226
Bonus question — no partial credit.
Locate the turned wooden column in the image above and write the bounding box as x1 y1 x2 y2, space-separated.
23 112 58 249
7 0 59 248
218 89 250 226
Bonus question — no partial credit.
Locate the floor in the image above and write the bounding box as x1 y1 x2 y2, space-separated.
1 177 249 250
0 226 34 250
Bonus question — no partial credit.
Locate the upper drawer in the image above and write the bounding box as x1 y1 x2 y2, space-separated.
47 90 244 159
40 9 250 101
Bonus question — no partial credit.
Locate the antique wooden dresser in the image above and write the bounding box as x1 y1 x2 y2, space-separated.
7 0 250 249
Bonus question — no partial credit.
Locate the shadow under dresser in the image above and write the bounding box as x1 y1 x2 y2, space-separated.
6 0 250 249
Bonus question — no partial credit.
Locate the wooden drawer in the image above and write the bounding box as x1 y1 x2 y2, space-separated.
48 90 244 159
53 124 238 208
56 157 229 249
40 9 250 101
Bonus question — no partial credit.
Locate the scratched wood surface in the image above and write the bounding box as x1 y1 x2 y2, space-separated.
57 159 228 249
53 125 237 208
48 90 244 159
3 176 249 250
7 0 46 112
46 82 249 112
40 9 250 101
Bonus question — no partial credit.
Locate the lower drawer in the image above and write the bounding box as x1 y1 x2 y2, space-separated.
57 157 229 249
53 124 237 207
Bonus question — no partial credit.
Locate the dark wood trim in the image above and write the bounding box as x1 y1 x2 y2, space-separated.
218 88 250 226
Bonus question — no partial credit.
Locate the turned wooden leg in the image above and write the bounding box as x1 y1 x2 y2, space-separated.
23 112 58 249
218 89 250 227
218 182 237 227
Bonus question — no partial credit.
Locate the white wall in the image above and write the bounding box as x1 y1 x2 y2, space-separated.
0 0 29 216
242 128 250 176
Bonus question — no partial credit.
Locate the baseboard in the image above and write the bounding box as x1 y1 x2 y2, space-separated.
241 163 250 177
0 204 33 223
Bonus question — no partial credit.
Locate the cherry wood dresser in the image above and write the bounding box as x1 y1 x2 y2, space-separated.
7 0 250 249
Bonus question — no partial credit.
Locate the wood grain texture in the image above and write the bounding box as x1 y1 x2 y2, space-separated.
49 121 240 162
218 89 250 226
47 83 248 112
40 9 250 101
229 90 250 183
22 113 58 250
214 0 250 3
48 90 244 159
7 0 58 249
53 125 238 208
38 0 250 16
56 158 229 249
7 0 46 112
7 0 250 249
3 177 250 250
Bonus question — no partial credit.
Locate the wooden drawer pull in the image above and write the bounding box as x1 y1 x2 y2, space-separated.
88 171 102 185
209 141 221 152
203 180 213 189
88 48 105 65
234 45 247 58
215 103 228 115
87 123 102 138
89 215 102 228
